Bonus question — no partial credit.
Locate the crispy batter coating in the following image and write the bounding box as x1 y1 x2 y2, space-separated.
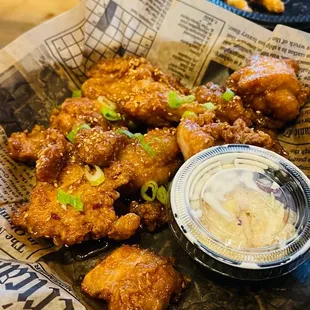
119 127 182 190
82 57 203 127
81 245 189 310
130 201 168 232
12 162 140 246
7 125 47 162
227 56 310 123
75 127 129 167
50 98 109 135
177 112 286 160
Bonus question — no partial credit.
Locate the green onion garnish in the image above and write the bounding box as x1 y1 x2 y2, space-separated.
222 88 235 101
132 133 155 157
72 90 82 98
182 111 197 118
156 185 168 205
66 123 91 143
57 189 83 211
168 91 195 109
141 180 158 202
117 130 155 157
97 96 117 110
85 165 105 186
203 102 216 111
101 107 122 121
115 129 134 138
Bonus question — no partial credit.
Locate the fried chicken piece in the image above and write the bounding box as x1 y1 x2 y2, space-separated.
225 0 252 12
119 127 182 191
177 112 286 160
130 201 168 232
227 56 310 123
82 57 203 127
35 129 68 183
75 126 129 167
7 125 68 183
118 79 205 127
192 82 253 126
81 245 189 310
50 97 109 135
255 0 284 13
177 112 216 160
12 161 140 246
7 125 47 162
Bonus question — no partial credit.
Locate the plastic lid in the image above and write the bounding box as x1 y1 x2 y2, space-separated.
170 145 310 270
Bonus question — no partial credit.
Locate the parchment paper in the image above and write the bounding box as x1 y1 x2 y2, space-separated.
0 0 309 309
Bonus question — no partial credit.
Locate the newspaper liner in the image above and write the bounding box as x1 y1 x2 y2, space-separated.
0 0 309 309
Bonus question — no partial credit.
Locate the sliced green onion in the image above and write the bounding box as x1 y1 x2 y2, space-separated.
72 90 82 98
222 88 235 101
182 111 197 118
168 91 195 109
101 107 122 121
97 96 117 110
141 180 158 202
117 130 155 157
57 189 83 211
132 133 155 157
203 102 216 111
85 165 105 186
66 123 91 143
115 129 134 138
156 185 168 205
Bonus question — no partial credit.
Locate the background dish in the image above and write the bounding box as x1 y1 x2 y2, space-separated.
209 0 310 30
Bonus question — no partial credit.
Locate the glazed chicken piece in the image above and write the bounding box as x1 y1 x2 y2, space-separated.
12 161 140 246
7 125 47 162
50 97 109 135
7 125 68 183
177 112 286 160
75 126 130 167
82 57 206 127
192 82 253 126
118 127 182 191
227 56 310 124
129 201 168 232
81 245 189 310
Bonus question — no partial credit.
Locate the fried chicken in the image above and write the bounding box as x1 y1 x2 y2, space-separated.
7 125 47 162
75 126 129 167
7 125 68 183
192 82 253 126
12 161 140 246
130 201 168 232
118 127 182 191
50 97 109 135
82 57 205 127
177 111 286 160
226 0 252 12
227 55 310 124
226 0 284 13
255 0 284 13
81 245 189 310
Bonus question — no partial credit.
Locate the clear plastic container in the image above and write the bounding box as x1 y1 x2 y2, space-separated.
169 144 310 280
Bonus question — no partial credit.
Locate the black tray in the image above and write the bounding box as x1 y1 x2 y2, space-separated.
209 0 310 30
